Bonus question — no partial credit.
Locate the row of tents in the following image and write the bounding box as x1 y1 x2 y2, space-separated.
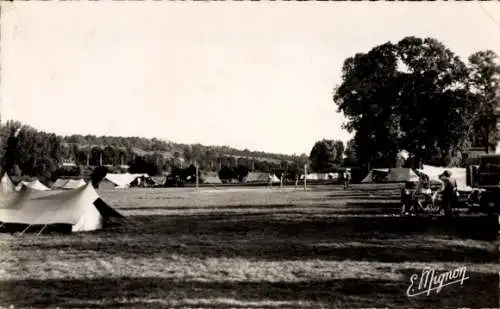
201 172 340 184
8 172 286 192
361 165 473 192
0 173 125 233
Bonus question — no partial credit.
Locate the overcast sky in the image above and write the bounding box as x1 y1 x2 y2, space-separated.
1 2 499 155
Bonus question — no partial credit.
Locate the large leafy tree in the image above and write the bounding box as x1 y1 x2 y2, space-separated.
334 36 474 167
467 50 500 153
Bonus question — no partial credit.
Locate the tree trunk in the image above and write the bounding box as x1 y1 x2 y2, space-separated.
485 127 490 154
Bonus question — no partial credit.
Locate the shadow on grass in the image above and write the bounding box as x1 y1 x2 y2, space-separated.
0 271 497 308
127 213 499 241
323 194 401 200
18 214 499 262
117 203 401 214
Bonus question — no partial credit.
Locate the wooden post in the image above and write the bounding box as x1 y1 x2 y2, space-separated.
195 163 199 190
304 164 307 191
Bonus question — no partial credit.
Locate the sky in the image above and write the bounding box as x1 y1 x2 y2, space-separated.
1 2 499 155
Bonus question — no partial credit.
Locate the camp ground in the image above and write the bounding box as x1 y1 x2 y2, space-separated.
1 5 500 308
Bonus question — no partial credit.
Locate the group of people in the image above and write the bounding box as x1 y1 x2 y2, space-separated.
401 170 458 216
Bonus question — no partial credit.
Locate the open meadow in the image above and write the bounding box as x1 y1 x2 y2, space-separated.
0 184 499 308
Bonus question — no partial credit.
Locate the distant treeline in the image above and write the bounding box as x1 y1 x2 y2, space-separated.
0 120 309 182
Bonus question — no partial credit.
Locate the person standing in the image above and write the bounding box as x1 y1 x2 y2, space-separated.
344 168 352 189
438 170 457 216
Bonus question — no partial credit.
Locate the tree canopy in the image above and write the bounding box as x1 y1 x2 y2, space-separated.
0 119 308 181
334 36 499 168
309 139 344 172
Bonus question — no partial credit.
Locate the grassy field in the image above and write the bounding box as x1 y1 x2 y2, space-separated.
0 184 499 308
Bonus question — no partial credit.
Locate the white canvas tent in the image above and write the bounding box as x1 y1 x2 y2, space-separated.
52 179 69 189
269 174 280 183
300 173 332 181
0 173 17 194
361 169 390 183
99 173 148 189
17 179 51 191
386 168 420 183
62 179 87 190
417 164 473 192
244 172 280 183
0 181 124 232
361 168 419 183
202 172 222 184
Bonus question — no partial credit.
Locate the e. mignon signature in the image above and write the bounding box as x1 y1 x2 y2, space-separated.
406 266 469 297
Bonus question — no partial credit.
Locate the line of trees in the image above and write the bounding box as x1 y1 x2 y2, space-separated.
0 120 310 182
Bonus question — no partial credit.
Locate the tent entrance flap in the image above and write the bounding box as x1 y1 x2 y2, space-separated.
93 198 125 220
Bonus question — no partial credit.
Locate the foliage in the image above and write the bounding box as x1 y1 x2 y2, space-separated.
129 156 163 176
90 166 109 188
0 118 307 178
334 36 493 167
309 139 344 172
343 139 359 166
218 166 238 182
467 50 500 152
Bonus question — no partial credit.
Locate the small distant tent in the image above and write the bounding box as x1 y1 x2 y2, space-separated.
0 182 125 232
202 172 222 184
361 169 390 183
52 179 69 189
269 174 280 183
99 173 148 189
62 179 87 190
244 172 280 183
150 176 166 187
361 168 418 183
328 172 339 180
386 168 419 183
300 173 328 181
17 179 51 191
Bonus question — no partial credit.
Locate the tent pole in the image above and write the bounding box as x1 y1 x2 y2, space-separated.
195 163 199 190
36 224 48 236
19 224 32 235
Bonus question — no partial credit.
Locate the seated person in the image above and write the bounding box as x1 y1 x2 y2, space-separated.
416 181 434 211
401 180 417 214
466 189 482 211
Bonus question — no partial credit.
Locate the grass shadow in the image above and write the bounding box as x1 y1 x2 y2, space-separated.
15 214 499 262
0 272 496 308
